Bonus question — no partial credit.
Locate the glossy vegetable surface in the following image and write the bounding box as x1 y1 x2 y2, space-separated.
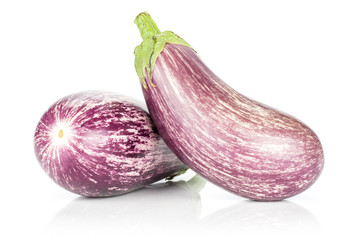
34 91 186 197
134 12 324 201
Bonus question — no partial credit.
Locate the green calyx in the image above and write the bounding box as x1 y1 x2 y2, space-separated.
134 12 194 90
165 167 190 181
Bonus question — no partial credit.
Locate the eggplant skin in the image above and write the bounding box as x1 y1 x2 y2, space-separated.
34 91 186 197
142 44 324 201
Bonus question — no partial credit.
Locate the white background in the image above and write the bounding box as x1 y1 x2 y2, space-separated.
1 0 359 239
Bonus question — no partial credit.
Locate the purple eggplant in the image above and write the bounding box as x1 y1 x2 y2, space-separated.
134 12 324 201
34 91 187 197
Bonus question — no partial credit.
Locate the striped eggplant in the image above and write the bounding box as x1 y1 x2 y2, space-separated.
34 91 187 197
134 12 324 201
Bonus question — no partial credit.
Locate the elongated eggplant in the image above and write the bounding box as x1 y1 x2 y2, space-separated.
134 12 324 201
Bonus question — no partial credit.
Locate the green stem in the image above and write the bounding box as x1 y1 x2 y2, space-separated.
133 12 194 90
134 12 161 40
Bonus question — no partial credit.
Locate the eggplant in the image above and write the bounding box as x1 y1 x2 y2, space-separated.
134 12 324 201
34 91 187 197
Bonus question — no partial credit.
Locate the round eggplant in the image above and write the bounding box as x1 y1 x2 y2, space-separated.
34 91 187 197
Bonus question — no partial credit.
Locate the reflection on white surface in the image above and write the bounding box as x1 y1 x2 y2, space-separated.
45 175 321 239
46 175 206 239
198 200 322 237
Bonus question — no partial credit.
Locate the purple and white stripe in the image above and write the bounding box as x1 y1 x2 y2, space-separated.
34 91 186 197
142 44 324 201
